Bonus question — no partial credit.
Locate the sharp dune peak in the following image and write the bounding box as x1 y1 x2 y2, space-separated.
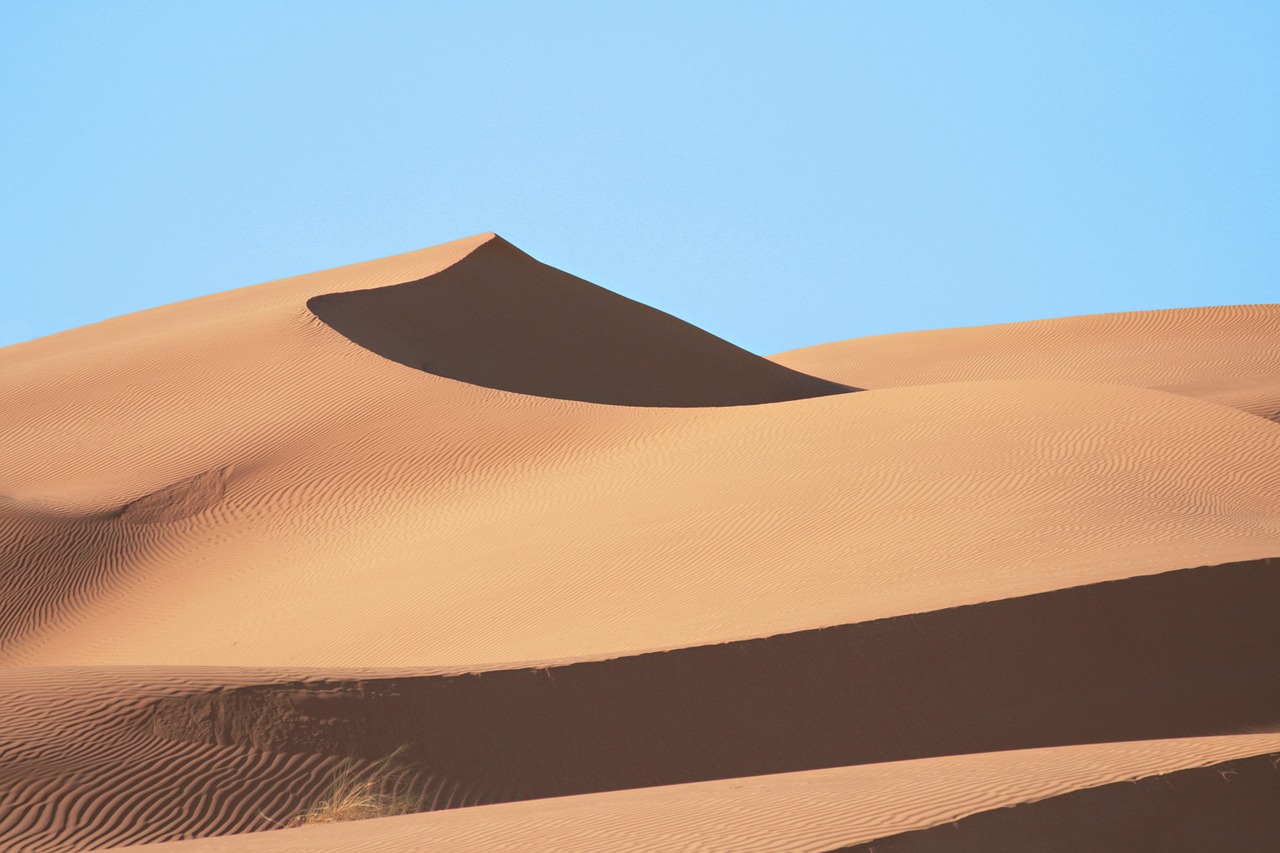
307 233 854 407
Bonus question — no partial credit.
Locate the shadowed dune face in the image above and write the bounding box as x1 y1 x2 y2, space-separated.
3 234 1280 851
0 667 374 851
308 236 853 407
148 560 1280 803
2 560 1276 851
114 737 1280 853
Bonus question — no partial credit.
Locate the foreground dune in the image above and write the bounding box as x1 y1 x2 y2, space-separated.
1 234 1276 850
3 559 1277 850
115 736 1280 853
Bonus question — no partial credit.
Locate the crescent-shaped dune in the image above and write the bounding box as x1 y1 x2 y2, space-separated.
1 235 1277 851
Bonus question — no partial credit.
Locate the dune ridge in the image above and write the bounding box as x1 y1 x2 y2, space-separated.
308 235 852 407
144 559 1280 794
831 750 1280 853
772 304 1280 420
118 736 1280 853
1 234 1277 850
7 376 1278 669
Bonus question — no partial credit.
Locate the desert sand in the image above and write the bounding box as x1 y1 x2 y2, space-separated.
1 233 1277 851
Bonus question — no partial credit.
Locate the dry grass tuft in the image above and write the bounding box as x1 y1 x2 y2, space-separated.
288 747 424 827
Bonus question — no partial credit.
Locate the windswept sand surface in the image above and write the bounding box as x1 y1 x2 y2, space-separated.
772 303 1280 421
2 234 1277 850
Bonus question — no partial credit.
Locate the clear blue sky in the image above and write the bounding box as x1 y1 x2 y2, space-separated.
2 1 1276 355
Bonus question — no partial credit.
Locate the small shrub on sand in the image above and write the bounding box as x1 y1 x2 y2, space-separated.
288 747 424 827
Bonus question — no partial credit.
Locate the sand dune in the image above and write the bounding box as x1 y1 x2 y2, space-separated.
833 750 1280 852
772 304 1280 420
1 235 1277 850
4 557 1277 851
309 235 851 406
117 736 1280 852
6 375 1279 668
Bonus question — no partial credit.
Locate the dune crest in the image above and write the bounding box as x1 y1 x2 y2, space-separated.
773 304 1280 419
308 234 851 407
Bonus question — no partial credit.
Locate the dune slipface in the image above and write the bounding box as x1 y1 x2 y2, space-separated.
308 236 852 407
1 235 1277 852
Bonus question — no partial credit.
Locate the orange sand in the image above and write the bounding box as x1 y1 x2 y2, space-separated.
2 235 1276 850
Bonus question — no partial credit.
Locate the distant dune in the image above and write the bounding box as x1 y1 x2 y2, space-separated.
772 304 1280 421
2 235 1276 851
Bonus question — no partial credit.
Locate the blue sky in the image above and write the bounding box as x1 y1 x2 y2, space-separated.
2 1 1276 355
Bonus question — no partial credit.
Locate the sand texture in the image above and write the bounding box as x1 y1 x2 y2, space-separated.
1 234 1277 851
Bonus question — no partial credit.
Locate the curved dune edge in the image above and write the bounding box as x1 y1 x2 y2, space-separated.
830 751 1280 853
308 235 852 407
114 736 1280 852
771 304 1280 419
2 559 1275 851
10 378 1279 668
147 559 1280 788
0 230 846 660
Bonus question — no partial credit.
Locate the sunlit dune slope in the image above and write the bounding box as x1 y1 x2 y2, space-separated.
832 750 1280 853
772 305 1280 420
0 233 844 662
5 375 1279 667
119 735 1280 853
1 234 1278 852
2 235 1278 668
0 232 841 514
3 557 1276 850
